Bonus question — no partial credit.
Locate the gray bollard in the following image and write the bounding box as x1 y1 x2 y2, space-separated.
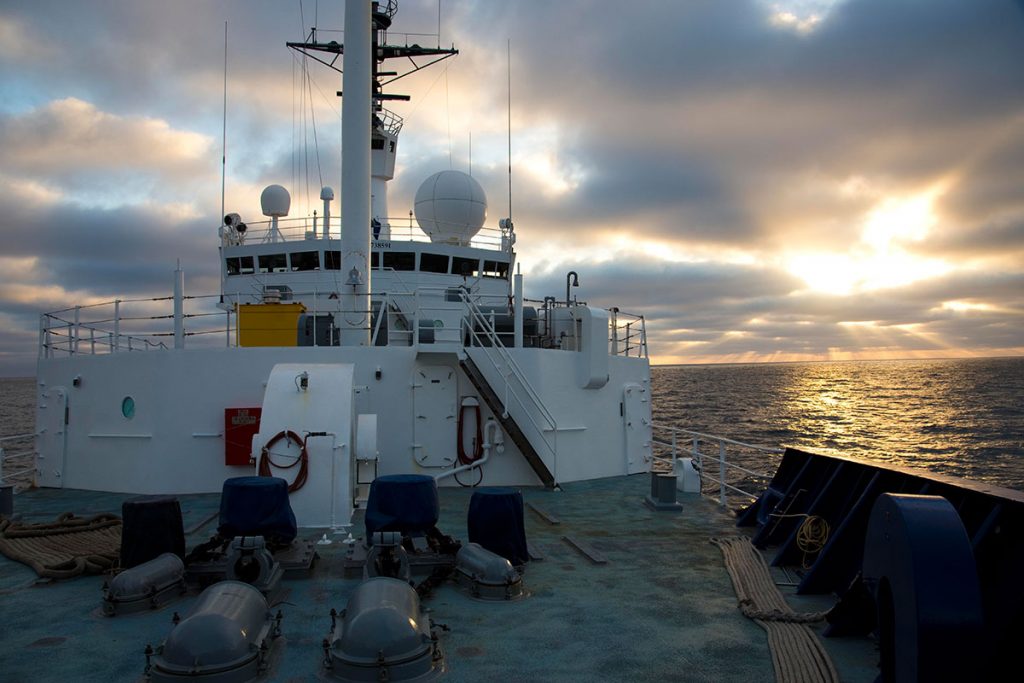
644 472 683 512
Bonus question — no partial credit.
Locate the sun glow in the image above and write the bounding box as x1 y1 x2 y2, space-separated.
939 300 995 313
786 188 950 295
519 151 582 196
763 1 842 34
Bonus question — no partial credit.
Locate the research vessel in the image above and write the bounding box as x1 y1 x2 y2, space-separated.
29 0 653 531
2 3 1022 682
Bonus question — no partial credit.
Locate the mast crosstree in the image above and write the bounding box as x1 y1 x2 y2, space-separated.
287 1 458 240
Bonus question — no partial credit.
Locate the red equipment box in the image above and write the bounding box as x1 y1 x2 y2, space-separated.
224 407 262 466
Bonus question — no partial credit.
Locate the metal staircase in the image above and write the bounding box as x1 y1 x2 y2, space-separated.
458 353 555 488
457 294 560 488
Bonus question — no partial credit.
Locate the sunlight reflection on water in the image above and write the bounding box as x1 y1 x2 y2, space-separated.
652 357 1024 490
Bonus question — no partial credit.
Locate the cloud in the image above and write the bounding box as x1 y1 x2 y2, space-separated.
0 0 1022 374
0 98 214 205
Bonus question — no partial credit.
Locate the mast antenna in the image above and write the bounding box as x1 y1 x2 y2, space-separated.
507 38 512 221
220 21 228 224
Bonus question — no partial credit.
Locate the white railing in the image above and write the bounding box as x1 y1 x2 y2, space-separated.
460 293 561 483
610 310 648 358
224 214 510 251
651 422 784 507
39 294 228 358
524 298 649 358
38 279 650 364
0 432 36 492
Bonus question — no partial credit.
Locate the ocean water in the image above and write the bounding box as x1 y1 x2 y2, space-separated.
0 377 34 438
2 358 1023 490
651 357 1024 491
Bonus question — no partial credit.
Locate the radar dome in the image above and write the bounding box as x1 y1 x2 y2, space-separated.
414 171 487 245
261 184 291 217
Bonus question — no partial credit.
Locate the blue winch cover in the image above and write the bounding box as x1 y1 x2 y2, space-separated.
365 475 439 537
218 476 297 544
467 487 529 566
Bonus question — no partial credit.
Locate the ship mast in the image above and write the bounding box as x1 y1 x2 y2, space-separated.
287 0 457 345
287 2 458 237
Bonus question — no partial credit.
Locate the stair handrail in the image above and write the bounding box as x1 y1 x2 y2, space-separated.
459 291 560 478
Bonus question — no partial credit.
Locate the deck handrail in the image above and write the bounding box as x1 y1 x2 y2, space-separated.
651 422 784 507
0 432 36 491
459 293 561 482
38 279 650 366
222 214 509 250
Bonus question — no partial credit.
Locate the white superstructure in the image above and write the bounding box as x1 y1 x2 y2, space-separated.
32 1 653 528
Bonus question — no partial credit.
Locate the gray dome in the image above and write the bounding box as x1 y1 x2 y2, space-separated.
413 170 487 245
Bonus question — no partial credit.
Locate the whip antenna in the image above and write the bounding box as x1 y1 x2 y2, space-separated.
507 38 512 221
220 21 228 224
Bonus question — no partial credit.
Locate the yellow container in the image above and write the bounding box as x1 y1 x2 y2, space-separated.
237 303 306 347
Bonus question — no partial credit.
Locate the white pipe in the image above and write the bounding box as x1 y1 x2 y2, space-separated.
73 306 80 354
514 270 524 348
434 419 504 482
322 193 332 238
173 263 184 349
340 0 372 346
113 300 120 352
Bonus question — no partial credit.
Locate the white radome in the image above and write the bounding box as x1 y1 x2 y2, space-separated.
261 184 291 217
414 170 487 244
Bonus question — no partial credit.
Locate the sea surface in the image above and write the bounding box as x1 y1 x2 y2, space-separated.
651 357 1024 491
2 357 1023 490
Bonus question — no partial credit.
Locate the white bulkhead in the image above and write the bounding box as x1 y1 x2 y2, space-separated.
252 363 363 528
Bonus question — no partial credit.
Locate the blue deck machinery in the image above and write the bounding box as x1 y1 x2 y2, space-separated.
739 448 1024 681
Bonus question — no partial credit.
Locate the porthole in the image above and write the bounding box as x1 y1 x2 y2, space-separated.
121 396 136 419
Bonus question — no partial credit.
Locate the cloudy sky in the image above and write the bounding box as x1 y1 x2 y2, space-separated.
1 0 1022 374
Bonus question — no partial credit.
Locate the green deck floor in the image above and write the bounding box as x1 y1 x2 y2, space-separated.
0 475 878 682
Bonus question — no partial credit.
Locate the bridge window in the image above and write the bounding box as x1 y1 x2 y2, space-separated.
258 253 287 273
225 256 254 276
382 251 415 271
482 260 509 279
328 250 380 270
420 253 450 274
290 250 320 271
452 257 480 277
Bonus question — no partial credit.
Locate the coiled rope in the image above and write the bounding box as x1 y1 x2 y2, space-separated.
711 536 839 683
258 430 309 493
767 513 830 568
0 513 121 579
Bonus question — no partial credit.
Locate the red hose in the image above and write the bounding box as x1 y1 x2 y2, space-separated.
258 430 309 493
457 402 483 465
